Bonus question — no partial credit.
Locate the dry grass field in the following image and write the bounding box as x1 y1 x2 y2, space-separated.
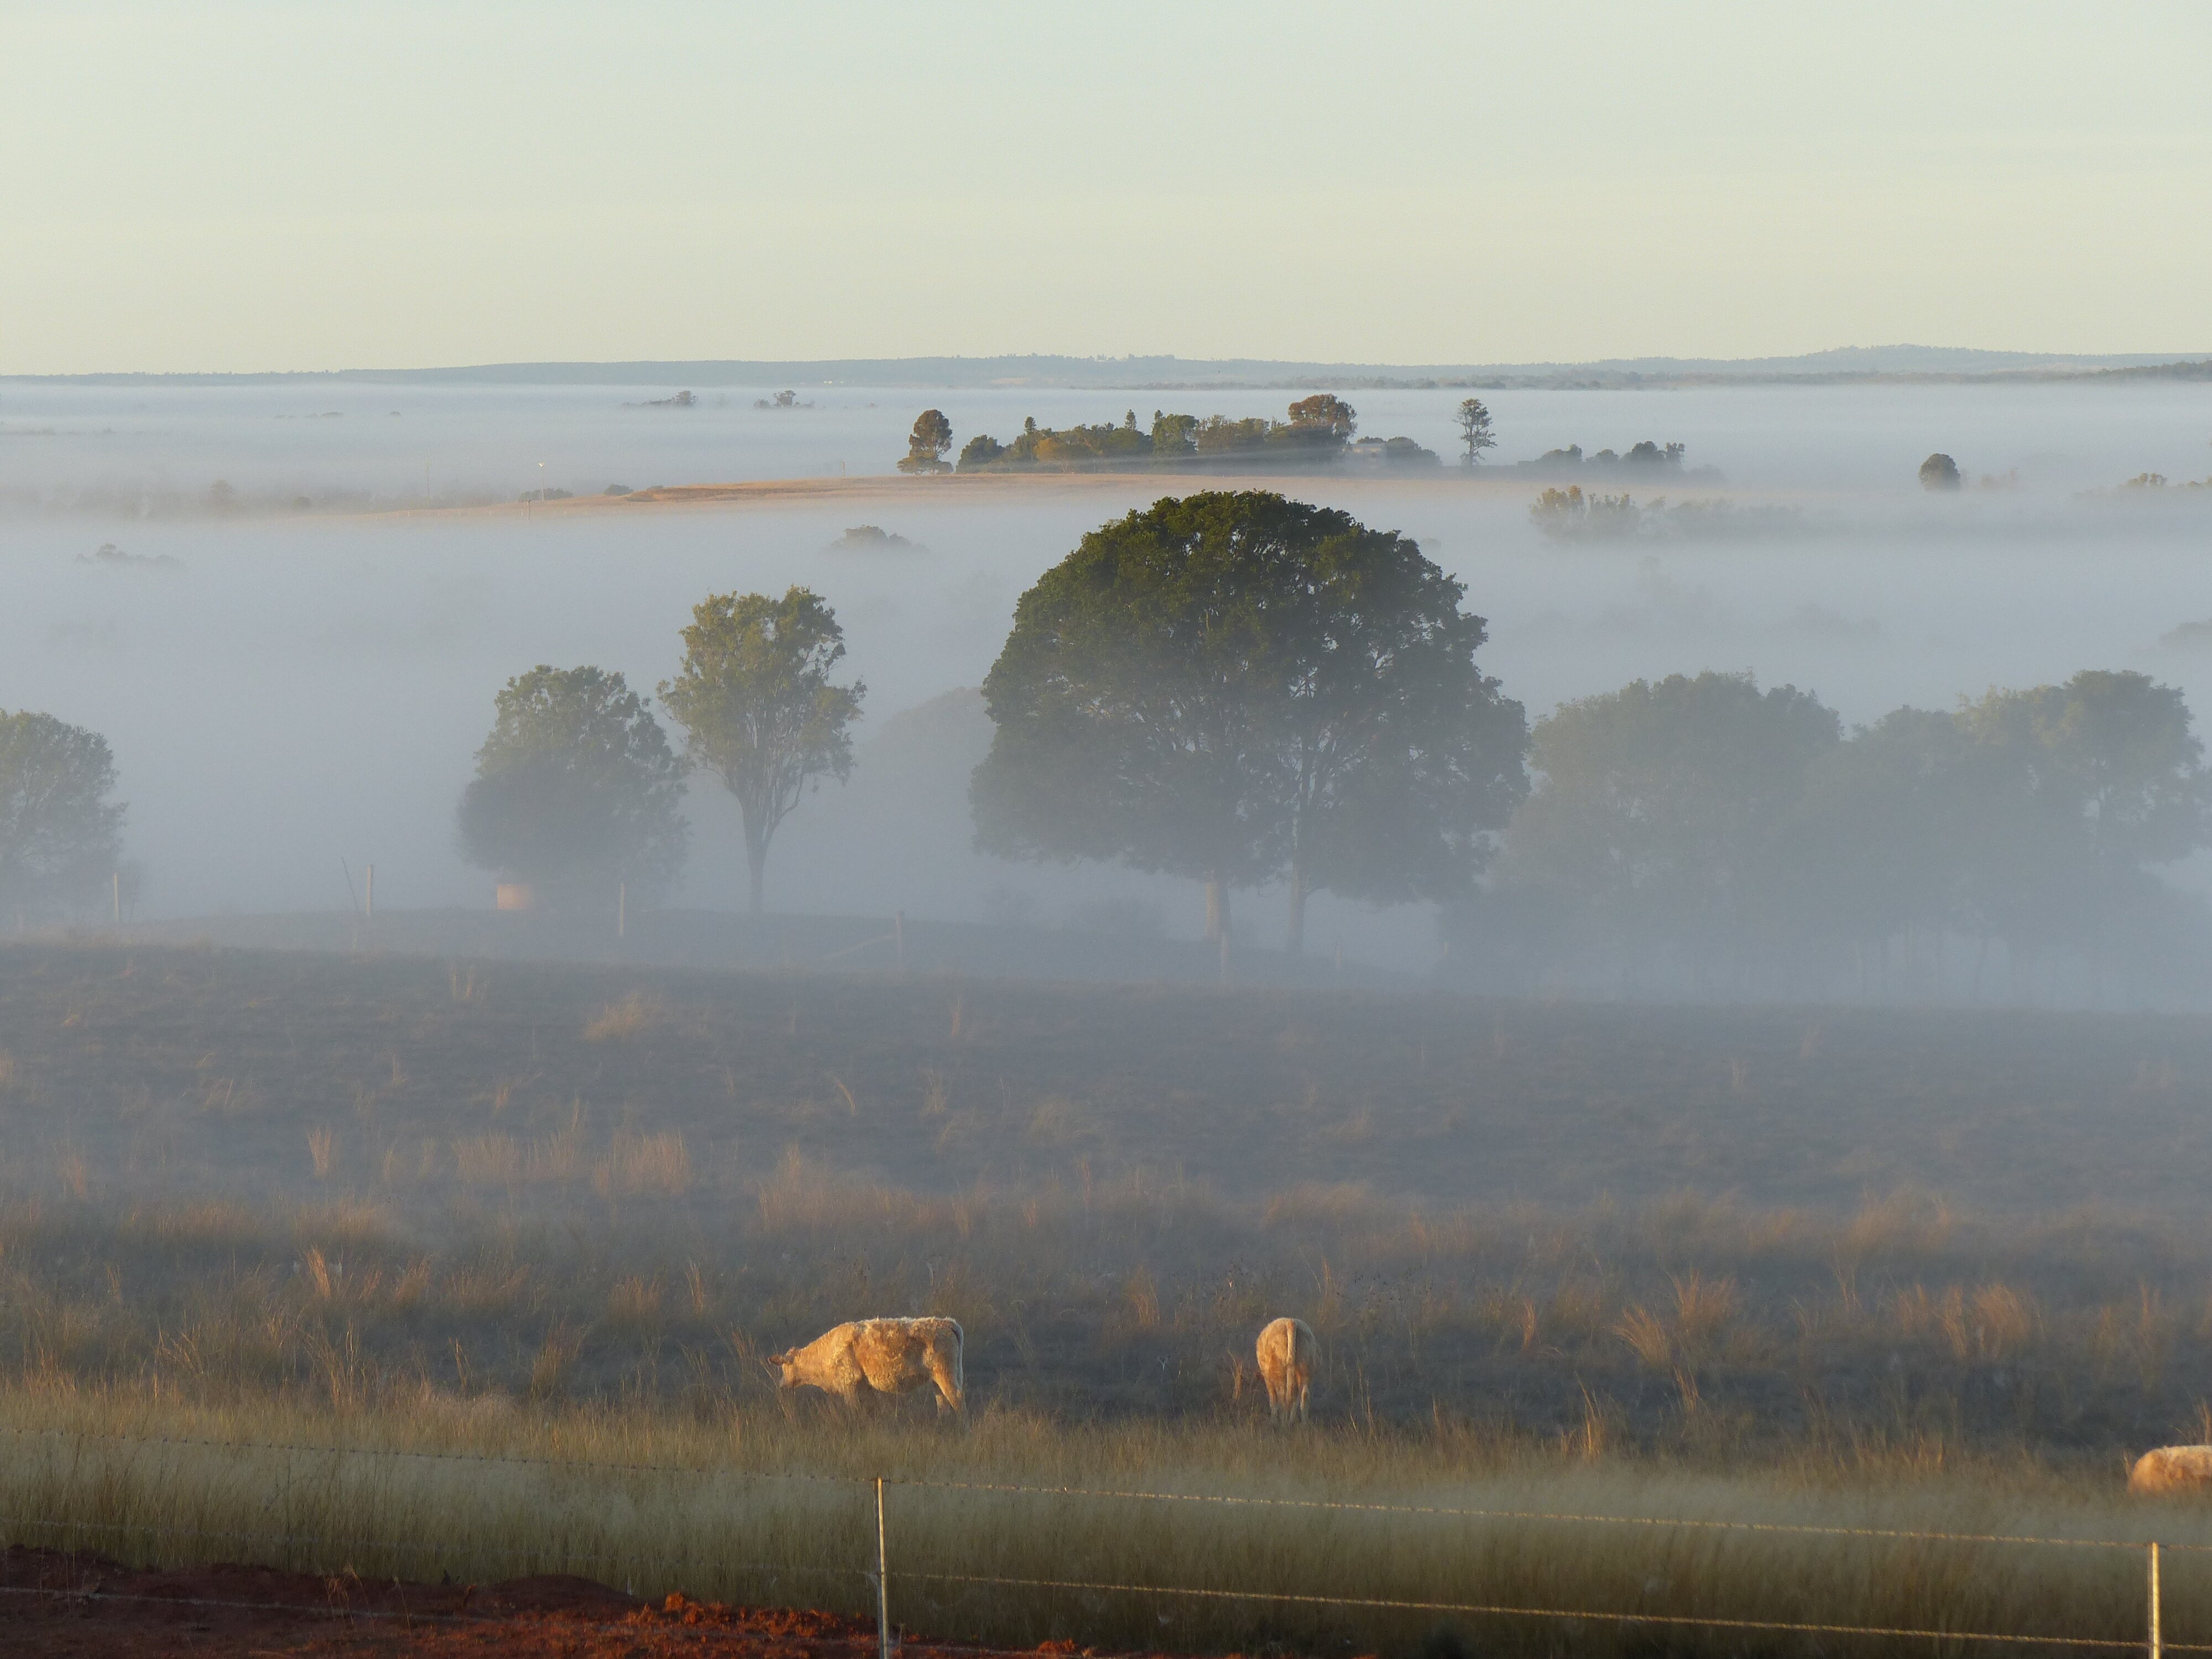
8 937 2212 1651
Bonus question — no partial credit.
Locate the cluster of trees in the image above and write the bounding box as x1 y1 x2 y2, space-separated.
1517 441 1699 479
893 398 1495 476
1460 669 2212 995
1528 488 1807 542
971 492 1528 949
951 396 1362 472
457 588 864 912
16 487 2206 996
446 492 1532 944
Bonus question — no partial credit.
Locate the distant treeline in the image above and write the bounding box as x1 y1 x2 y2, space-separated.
1514 440 1722 482
1454 668 2212 999
899 399 1446 474
1531 487 1809 542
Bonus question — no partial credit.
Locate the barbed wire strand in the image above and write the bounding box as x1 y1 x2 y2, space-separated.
895 1477 2212 1555
0 1567 2195 1655
10 1423 2212 1556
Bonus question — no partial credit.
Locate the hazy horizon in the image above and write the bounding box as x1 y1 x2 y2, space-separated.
9 5 2211 374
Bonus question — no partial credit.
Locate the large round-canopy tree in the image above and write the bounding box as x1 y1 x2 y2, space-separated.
456 665 688 908
971 491 1526 948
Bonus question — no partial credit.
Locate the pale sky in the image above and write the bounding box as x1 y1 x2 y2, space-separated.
4 2 2209 374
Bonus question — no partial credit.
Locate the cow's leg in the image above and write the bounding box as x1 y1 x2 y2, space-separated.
927 1354 963 1415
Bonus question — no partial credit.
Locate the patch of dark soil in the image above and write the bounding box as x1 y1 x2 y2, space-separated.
0 1545 1112 1659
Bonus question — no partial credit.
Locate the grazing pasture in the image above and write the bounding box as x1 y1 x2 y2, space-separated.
8 938 2212 1651
5 940 2212 1450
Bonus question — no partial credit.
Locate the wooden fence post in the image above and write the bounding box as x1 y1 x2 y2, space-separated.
2151 1542 2163 1659
875 1475 892 1659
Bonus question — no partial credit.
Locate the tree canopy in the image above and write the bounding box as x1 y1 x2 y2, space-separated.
1472 667 2212 997
1497 672 1841 978
455 666 688 906
0 708 126 924
972 491 1525 946
660 587 864 912
898 409 953 474
1919 452 1961 489
952 399 1375 473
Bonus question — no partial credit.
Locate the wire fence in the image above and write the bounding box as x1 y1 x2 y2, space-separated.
0 1425 2198 1655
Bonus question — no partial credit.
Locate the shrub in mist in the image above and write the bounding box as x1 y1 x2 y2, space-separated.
0 707 127 924
1919 452 1963 489
455 666 687 910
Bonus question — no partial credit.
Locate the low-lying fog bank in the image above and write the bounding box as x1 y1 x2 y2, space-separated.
3 379 2210 990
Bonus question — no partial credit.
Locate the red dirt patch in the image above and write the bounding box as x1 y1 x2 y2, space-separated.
0 1545 1056 1658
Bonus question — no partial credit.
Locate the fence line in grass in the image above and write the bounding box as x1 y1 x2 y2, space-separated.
9 1425 2205 1556
0 1425 2201 1655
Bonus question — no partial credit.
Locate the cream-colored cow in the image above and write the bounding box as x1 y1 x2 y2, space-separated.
2130 1446 2212 1494
1256 1317 1314 1423
770 1317 965 1414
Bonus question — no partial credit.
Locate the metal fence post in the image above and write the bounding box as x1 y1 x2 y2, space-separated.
877 1475 891 1659
2151 1542 2163 1659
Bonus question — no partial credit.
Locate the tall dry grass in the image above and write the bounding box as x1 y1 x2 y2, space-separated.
6 1178 2212 1458
0 1381 2202 1656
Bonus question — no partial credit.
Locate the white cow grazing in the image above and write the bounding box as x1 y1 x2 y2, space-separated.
770 1317 965 1414
2130 1446 2212 1494
1256 1317 1314 1423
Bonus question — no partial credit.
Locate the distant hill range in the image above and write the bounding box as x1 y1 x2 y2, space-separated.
15 346 2212 392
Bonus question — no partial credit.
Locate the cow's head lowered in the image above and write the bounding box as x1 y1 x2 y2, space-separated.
766 1349 800 1389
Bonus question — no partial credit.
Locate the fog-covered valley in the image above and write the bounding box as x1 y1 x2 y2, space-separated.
5 375 2211 974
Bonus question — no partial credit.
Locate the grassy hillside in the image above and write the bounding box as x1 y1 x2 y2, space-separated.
3 940 2212 1457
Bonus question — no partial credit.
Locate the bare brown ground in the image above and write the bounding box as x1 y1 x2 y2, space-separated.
373 470 1546 523
0 1546 1095 1659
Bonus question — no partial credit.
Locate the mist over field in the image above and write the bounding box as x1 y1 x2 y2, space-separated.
5 375 2212 977
19 9 2212 1648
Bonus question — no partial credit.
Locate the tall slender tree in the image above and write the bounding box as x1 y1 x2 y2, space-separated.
1454 398 1497 466
660 587 864 912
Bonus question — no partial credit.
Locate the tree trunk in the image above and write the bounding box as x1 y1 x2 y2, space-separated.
1203 877 1231 943
747 838 767 915
1285 864 1308 956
